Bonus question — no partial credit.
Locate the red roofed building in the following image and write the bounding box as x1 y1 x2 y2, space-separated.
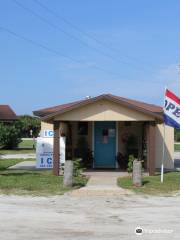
34 94 174 176
0 105 17 122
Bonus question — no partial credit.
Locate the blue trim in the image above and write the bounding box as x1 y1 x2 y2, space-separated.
164 114 180 129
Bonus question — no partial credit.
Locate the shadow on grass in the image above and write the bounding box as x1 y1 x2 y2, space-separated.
0 147 35 154
142 180 149 185
15 147 35 150
137 172 172 186
0 171 40 177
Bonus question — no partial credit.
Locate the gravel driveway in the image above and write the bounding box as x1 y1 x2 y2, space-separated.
0 194 179 240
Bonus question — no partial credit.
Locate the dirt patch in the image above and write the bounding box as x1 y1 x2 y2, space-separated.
0 194 179 239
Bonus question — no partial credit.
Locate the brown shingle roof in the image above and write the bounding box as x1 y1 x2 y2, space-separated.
33 100 85 117
0 105 17 121
108 94 162 113
33 94 163 120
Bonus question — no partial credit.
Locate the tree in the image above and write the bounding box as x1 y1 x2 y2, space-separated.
18 115 41 138
175 129 180 142
0 122 21 149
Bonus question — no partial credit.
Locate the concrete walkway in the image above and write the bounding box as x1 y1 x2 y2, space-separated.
71 171 133 197
0 153 36 159
8 160 36 170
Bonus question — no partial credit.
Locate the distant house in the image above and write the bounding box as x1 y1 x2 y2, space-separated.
34 94 174 176
0 105 17 122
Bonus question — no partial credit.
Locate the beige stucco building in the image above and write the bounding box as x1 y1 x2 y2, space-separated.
34 94 174 175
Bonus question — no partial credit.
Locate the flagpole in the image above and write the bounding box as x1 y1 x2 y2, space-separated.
161 123 165 183
161 86 167 183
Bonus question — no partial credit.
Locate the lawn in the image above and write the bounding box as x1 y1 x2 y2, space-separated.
0 159 88 195
0 149 35 154
0 139 35 155
118 172 180 195
18 139 35 149
174 144 180 151
0 159 25 171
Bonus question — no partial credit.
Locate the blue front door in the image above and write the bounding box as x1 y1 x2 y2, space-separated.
94 121 116 168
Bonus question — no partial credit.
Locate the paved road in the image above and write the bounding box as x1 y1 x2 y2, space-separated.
0 194 179 240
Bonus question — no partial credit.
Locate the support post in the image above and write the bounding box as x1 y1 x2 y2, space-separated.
68 122 73 159
64 160 74 187
53 121 60 176
133 160 142 187
147 122 156 176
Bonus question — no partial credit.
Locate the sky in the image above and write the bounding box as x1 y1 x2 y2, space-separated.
1 0 180 115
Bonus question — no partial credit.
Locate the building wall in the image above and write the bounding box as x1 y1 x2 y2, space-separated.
41 121 92 152
41 121 68 136
155 124 174 169
41 120 143 156
54 99 154 121
41 122 53 132
41 120 174 170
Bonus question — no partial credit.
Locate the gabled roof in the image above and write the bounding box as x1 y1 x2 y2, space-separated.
0 105 17 121
33 94 163 121
33 100 84 118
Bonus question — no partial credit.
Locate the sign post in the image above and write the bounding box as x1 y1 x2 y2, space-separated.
160 123 165 183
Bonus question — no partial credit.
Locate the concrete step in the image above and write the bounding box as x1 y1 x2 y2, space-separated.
71 171 133 197
70 187 133 197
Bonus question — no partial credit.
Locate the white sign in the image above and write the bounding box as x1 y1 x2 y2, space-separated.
42 129 54 137
36 137 66 168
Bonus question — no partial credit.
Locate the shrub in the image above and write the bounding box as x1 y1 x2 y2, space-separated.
0 122 21 149
75 136 92 168
73 158 84 177
175 129 180 142
127 154 135 173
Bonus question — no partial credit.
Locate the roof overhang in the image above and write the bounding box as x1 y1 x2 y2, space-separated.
38 94 163 122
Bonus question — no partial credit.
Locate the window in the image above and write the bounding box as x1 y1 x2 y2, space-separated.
102 129 108 136
78 122 88 135
102 128 108 144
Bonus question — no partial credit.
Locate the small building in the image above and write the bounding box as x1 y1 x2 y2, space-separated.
0 105 17 122
34 94 174 176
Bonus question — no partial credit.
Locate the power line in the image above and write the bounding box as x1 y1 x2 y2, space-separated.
33 0 155 71
12 0 155 74
12 0 128 65
0 25 123 77
0 25 168 85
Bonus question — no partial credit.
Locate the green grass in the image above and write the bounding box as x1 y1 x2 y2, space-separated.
118 172 180 195
174 144 180 151
0 159 26 170
18 139 35 149
0 139 36 155
0 159 88 195
0 149 35 154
